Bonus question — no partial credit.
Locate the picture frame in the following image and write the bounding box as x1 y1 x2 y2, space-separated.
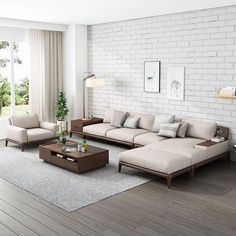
144 61 160 93
167 67 185 101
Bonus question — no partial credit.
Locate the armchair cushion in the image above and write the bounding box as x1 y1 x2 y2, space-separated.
11 113 39 129
6 126 27 143
40 121 58 133
27 128 55 142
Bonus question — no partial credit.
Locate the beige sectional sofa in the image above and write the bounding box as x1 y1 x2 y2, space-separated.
80 110 230 187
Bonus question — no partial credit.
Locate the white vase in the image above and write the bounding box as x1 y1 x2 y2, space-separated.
57 120 67 132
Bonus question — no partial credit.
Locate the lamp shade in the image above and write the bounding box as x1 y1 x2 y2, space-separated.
86 78 104 88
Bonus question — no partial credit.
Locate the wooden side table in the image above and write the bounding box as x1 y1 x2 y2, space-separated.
70 117 103 137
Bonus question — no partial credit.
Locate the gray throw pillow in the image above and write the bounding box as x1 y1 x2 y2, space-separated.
111 110 128 127
152 114 175 133
123 117 140 129
157 122 180 138
177 122 189 138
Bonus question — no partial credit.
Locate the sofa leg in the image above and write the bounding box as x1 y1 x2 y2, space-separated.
167 175 172 188
69 132 72 138
21 145 24 152
190 167 194 178
118 163 122 172
5 139 8 147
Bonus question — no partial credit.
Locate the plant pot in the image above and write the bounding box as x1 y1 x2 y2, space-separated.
57 120 67 132
59 137 67 145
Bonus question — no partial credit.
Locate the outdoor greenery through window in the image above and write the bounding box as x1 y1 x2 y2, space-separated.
0 40 29 117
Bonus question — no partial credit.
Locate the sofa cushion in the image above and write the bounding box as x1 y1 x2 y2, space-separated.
146 138 205 158
157 122 180 138
119 147 191 174
106 128 149 143
103 109 114 123
134 132 167 146
111 110 128 127
123 116 140 129
176 122 189 138
27 128 54 142
183 118 217 140
152 114 175 133
129 112 155 131
83 123 117 137
11 113 39 129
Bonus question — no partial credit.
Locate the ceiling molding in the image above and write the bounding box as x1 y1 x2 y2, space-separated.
0 17 67 31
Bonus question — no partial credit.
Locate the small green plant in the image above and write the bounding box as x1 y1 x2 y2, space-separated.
55 91 69 120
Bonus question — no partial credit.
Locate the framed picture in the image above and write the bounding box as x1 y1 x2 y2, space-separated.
144 61 160 93
167 67 185 100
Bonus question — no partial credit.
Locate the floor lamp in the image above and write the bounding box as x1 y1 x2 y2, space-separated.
83 73 104 118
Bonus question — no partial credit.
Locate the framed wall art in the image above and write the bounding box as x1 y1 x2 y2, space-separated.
167 67 185 101
144 61 160 93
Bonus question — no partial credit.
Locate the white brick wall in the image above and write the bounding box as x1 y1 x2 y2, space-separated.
88 5 236 157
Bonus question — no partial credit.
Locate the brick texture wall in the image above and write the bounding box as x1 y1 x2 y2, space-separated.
88 5 236 154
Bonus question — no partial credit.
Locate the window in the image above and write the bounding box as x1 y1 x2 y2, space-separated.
0 40 29 117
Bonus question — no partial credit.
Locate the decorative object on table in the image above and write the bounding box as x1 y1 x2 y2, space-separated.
57 126 67 145
167 67 185 101
55 91 69 131
211 126 225 142
144 61 160 93
78 140 89 152
217 87 236 99
83 72 104 118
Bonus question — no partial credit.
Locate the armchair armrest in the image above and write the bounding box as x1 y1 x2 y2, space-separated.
6 126 27 143
40 122 58 133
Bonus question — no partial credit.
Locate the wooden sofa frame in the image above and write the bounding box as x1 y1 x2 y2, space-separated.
5 137 59 152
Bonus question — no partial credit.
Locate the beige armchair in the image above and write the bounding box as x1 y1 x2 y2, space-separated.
5 113 58 151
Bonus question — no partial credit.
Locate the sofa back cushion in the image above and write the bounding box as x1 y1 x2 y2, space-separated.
129 112 155 131
103 109 114 123
183 118 217 140
11 113 40 129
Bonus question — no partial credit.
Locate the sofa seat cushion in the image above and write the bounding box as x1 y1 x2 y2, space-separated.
119 147 191 174
83 123 117 137
145 138 209 164
134 132 167 146
27 128 55 142
106 128 149 143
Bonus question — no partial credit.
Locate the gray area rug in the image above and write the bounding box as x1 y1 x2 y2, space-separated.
0 139 152 212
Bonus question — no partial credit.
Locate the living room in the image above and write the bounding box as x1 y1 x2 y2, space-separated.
0 0 236 235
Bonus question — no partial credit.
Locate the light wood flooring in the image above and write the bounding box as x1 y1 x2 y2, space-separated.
0 141 236 236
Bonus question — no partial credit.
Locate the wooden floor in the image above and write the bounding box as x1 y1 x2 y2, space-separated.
0 142 236 235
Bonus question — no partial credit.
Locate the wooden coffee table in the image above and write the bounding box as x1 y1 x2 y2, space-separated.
39 141 109 173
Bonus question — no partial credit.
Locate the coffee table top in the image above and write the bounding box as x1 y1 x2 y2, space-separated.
40 140 108 160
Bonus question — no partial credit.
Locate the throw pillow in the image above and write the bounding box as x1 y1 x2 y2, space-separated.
152 114 175 133
157 122 180 138
111 110 128 127
177 122 189 138
123 116 141 129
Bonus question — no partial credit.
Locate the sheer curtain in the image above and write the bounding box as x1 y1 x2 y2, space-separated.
28 29 63 122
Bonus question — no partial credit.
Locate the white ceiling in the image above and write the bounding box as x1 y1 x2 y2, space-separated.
0 0 236 25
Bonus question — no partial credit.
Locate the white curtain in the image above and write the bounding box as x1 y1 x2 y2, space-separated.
28 29 63 122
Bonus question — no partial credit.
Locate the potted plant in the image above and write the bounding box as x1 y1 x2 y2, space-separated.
55 91 69 131
57 126 67 145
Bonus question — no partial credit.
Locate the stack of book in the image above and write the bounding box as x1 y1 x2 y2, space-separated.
218 87 236 97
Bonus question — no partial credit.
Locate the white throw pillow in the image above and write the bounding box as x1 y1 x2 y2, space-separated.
123 117 140 129
111 110 128 127
157 122 180 138
152 114 175 133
